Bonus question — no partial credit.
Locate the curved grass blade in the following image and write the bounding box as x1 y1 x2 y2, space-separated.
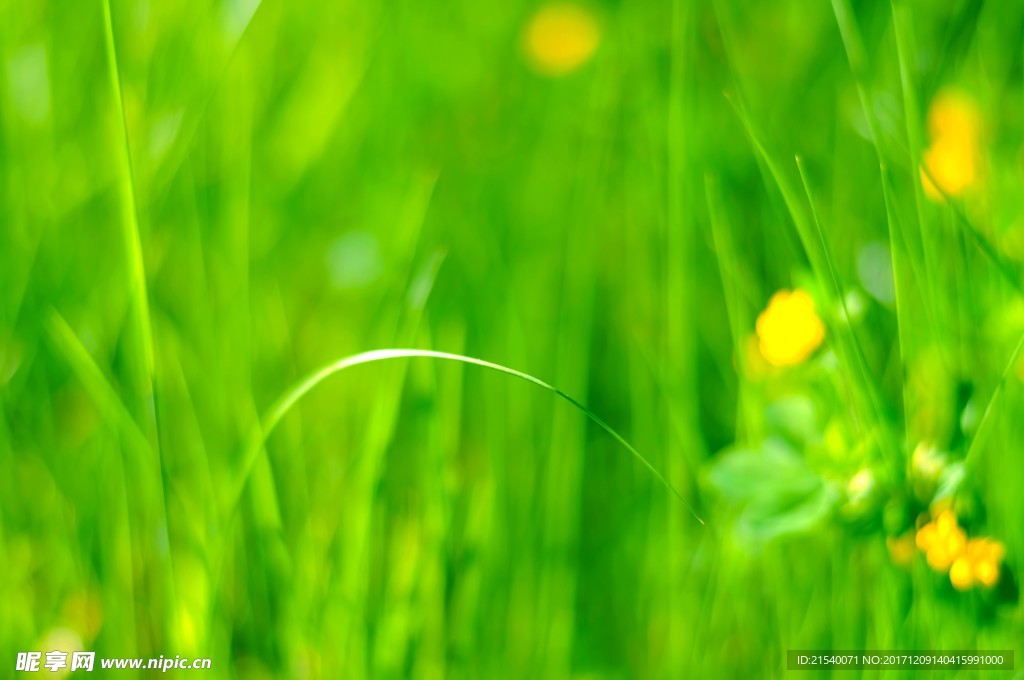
233 349 704 524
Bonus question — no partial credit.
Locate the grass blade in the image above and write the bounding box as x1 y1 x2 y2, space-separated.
101 0 158 419
964 330 1024 469
795 158 902 468
46 310 152 462
232 348 704 524
706 173 762 440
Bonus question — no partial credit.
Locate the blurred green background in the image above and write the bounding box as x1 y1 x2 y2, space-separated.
2 0 1024 677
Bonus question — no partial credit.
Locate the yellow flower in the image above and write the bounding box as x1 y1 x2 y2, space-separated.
934 509 957 535
927 525 966 571
949 555 974 590
954 537 1006 589
927 89 981 143
921 138 978 200
915 521 937 551
523 4 600 76
916 509 1007 589
916 510 966 572
920 89 982 201
755 289 825 366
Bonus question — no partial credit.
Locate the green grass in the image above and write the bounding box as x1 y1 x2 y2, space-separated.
2 0 1024 677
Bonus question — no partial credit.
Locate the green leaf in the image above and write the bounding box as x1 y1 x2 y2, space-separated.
706 438 838 541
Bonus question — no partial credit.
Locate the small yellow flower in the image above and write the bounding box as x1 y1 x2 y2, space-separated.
974 558 999 587
920 89 982 201
755 289 825 366
934 509 958 535
914 509 1008 590
523 4 600 76
916 510 966 572
949 537 1005 590
921 137 978 200
986 538 1006 562
927 89 981 143
950 555 974 590
961 537 1006 589
915 521 937 551
926 525 966 571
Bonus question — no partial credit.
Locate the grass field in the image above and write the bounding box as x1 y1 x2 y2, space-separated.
2 0 1024 677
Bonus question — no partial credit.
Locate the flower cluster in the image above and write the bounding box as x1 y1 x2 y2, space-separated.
914 509 1005 591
